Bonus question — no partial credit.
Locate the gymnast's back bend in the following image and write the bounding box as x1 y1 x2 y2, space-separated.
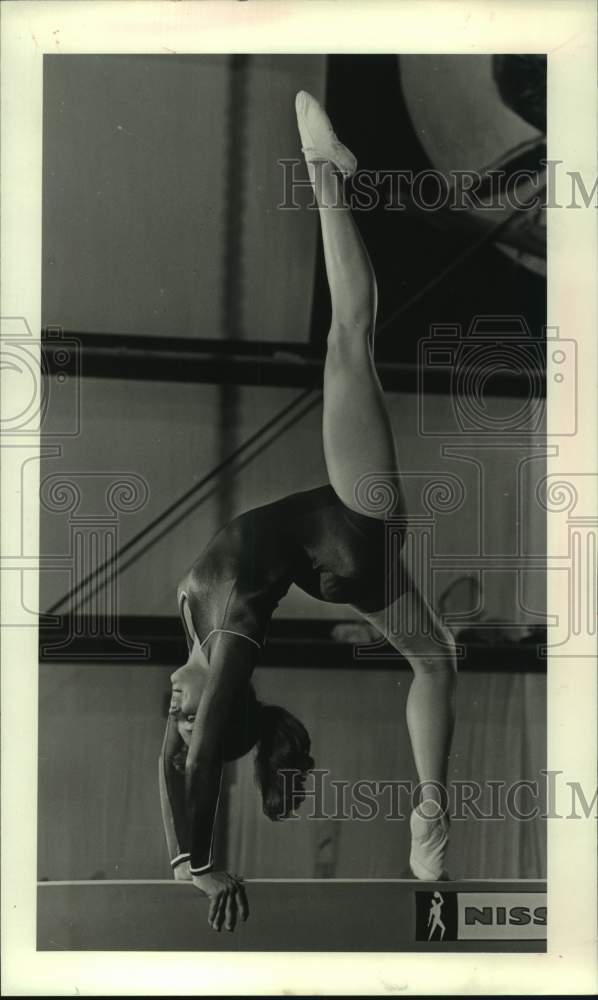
159 91 457 932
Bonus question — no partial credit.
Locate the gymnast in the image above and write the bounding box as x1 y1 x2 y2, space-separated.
159 91 457 932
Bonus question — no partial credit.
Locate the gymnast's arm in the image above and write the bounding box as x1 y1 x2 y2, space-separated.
158 716 192 881
185 631 254 929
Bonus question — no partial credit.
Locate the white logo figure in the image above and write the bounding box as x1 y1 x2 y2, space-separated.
427 890 446 941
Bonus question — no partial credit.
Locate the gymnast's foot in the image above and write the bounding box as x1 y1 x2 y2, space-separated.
409 802 450 881
295 90 357 179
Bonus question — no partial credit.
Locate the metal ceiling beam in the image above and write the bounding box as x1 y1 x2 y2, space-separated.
41 330 545 397
38 615 547 672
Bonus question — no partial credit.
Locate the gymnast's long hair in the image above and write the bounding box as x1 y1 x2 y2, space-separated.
253 696 315 820
172 683 314 821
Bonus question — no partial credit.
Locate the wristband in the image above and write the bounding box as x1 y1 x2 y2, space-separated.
170 852 190 870
190 861 214 876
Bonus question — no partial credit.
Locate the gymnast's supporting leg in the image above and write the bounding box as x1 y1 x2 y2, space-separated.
359 587 457 878
406 638 457 810
297 92 456 877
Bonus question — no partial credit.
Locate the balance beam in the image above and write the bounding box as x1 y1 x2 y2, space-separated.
38 879 547 952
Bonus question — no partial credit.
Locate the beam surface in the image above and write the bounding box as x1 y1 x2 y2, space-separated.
38 879 547 952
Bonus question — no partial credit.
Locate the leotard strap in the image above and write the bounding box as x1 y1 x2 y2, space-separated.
200 628 262 651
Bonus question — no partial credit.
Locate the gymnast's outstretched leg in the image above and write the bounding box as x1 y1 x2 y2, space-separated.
295 91 405 521
296 91 456 878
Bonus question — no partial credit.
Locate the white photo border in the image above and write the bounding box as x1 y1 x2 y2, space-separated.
1 0 596 994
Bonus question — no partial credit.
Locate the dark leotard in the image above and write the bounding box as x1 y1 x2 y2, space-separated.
178 485 405 649
169 486 406 876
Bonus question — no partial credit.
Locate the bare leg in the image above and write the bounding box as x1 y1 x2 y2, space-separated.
360 583 457 803
299 94 455 876
307 159 405 520
307 158 455 790
359 584 457 878
406 664 456 801
310 162 456 873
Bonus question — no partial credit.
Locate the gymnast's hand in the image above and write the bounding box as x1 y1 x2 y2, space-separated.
192 870 249 931
173 860 192 881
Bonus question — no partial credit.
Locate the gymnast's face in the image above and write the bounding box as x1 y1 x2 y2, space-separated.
169 661 207 747
169 653 259 760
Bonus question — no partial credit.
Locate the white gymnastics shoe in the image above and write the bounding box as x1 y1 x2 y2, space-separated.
409 803 450 881
295 90 357 179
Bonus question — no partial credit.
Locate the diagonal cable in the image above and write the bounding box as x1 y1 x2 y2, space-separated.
66 392 320 614
375 204 535 339
47 387 317 614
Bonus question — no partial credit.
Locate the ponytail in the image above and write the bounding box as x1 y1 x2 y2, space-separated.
254 703 315 820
